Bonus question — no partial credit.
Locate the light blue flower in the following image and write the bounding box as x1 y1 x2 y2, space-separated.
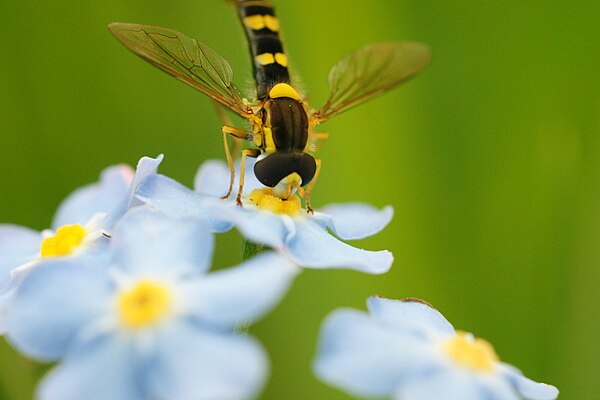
6 208 297 400
314 296 559 400
136 158 394 274
0 155 163 332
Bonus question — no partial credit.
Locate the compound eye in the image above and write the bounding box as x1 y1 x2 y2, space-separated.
296 153 317 186
254 153 292 187
254 153 317 187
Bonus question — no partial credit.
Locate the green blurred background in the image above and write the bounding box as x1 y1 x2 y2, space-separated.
0 0 598 398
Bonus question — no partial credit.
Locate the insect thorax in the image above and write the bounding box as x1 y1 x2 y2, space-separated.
267 97 309 153
252 83 316 188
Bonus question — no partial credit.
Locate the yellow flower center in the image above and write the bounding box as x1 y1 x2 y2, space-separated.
444 331 499 371
40 224 87 257
118 280 171 328
247 188 301 215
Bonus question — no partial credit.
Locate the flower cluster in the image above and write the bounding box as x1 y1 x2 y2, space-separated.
0 156 163 333
1 155 395 399
314 297 559 400
0 155 558 399
7 208 296 400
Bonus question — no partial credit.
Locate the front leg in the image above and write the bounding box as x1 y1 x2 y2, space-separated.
303 159 322 214
236 148 261 206
221 125 251 200
213 101 244 156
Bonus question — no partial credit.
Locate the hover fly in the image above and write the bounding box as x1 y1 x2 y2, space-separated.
109 0 430 213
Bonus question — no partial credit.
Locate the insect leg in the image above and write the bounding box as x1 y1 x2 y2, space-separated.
303 159 322 214
236 148 261 207
213 101 243 156
221 125 250 200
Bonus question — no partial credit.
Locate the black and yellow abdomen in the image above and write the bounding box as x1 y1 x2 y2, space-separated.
236 0 290 99
234 1 316 190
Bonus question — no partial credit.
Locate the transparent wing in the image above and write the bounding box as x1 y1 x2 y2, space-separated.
315 42 431 122
109 23 251 118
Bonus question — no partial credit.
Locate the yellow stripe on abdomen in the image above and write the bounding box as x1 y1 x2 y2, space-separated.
243 14 280 32
237 1 290 98
255 52 287 67
255 53 275 65
274 53 288 67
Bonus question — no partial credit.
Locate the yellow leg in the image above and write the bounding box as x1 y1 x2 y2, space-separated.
232 137 243 157
221 125 250 200
236 148 261 206
303 159 322 214
213 101 243 157
282 183 294 199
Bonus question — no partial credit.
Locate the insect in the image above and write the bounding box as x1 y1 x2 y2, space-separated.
109 0 430 213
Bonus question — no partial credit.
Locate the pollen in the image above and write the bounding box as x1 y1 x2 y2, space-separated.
118 280 171 329
40 224 87 257
248 188 301 215
444 331 499 372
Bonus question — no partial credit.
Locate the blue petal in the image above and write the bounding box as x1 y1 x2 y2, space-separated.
193 159 231 197
314 309 432 398
111 208 214 277
367 297 455 339
101 155 164 230
218 207 290 249
38 334 142 400
145 319 267 400
0 289 16 334
182 253 298 327
316 203 394 240
136 174 233 233
5 259 113 361
194 158 262 198
499 363 559 400
286 219 393 273
0 225 40 289
52 165 133 229
394 369 519 400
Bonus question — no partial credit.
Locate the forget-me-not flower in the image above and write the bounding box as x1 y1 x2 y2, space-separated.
136 158 394 274
6 208 297 400
0 155 163 332
314 296 559 400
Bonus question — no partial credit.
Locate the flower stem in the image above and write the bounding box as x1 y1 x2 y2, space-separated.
242 240 269 260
